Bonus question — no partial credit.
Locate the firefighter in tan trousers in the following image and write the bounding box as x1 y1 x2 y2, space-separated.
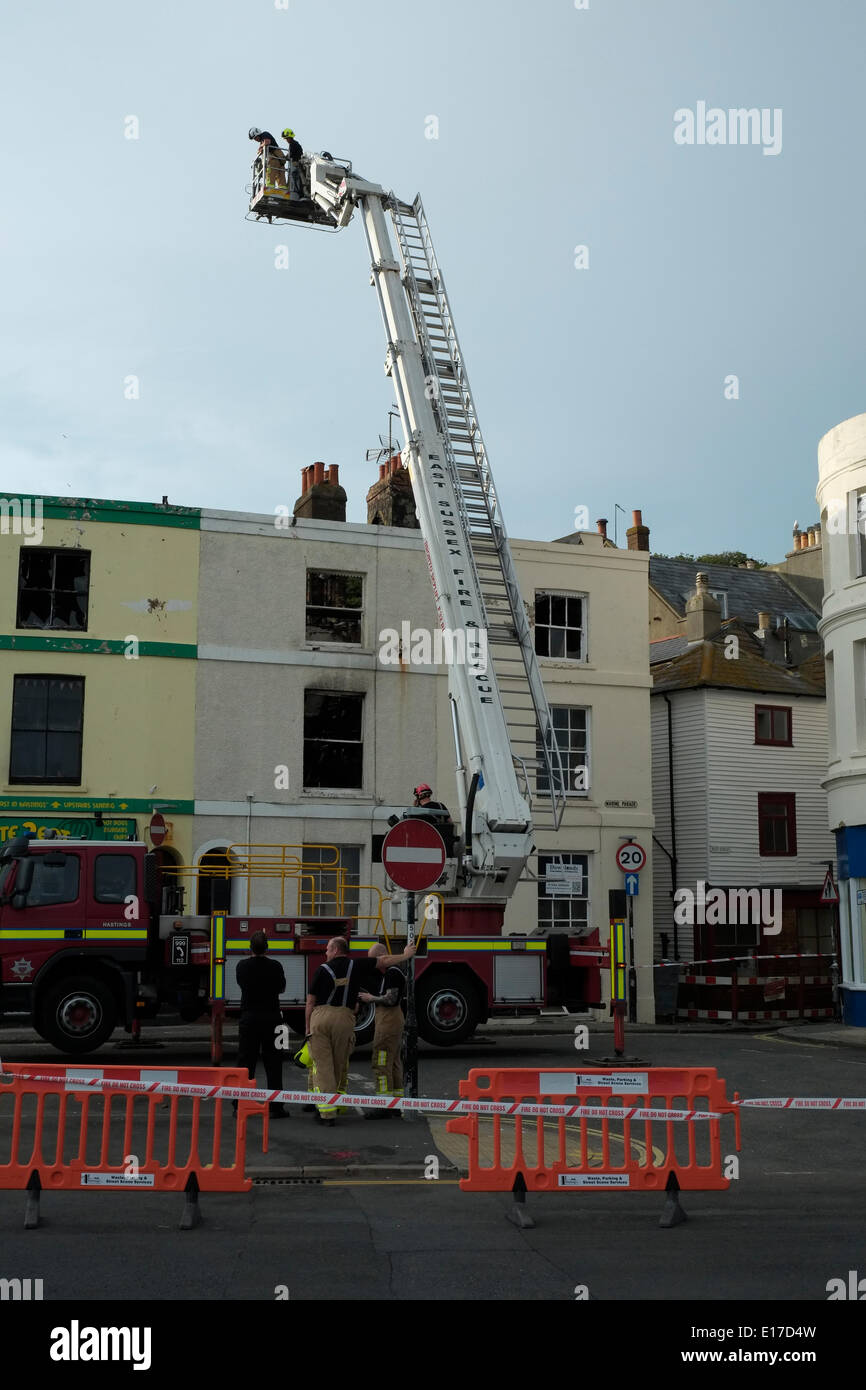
304 937 360 1125
359 942 412 1100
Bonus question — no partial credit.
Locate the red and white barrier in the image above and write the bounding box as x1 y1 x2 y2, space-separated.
4 1062 866 1120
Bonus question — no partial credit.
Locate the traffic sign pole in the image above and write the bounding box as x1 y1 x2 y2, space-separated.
402 891 420 1120
627 895 637 1024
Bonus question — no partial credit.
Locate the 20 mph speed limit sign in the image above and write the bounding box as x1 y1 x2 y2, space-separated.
616 842 646 873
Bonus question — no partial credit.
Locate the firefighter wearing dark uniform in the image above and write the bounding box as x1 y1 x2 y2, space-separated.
236 930 288 1118
359 942 407 1100
305 936 361 1124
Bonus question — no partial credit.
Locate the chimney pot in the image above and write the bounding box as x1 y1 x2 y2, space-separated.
390 455 401 475
626 508 651 552
596 518 608 539
758 611 771 631
294 461 347 523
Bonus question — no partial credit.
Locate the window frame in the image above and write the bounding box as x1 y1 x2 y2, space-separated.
757 792 797 857
538 706 590 797
754 704 792 747
533 590 588 663
299 844 361 917
536 852 591 935
16 548 91 631
305 570 364 647
9 675 85 786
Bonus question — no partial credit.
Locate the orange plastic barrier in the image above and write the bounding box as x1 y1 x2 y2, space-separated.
0 1063 268 1229
445 1066 741 1228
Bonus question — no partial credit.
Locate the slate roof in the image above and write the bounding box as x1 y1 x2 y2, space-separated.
651 620 826 697
650 558 820 631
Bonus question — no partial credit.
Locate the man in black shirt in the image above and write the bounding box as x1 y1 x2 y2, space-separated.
359 942 408 1101
281 127 306 199
305 936 362 1124
236 931 288 1118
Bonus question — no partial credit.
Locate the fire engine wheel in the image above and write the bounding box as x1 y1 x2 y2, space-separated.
352 1000 376 1048
36 976 117 1054
416 973 480 1046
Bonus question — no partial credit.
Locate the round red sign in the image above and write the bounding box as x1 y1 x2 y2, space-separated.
148 812 167 847
382 819 447 893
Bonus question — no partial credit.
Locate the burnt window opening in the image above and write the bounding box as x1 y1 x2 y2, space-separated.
306 571 363 644
9 676 85 784
534 592 586 661
17 549 91 630
303 690 364 789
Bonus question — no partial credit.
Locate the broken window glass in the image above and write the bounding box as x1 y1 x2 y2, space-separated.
17 550 90 630
306 571 363 643
303 691 364 788
10 676 84 784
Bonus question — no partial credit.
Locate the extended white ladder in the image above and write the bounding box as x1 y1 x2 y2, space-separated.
389 196 567 828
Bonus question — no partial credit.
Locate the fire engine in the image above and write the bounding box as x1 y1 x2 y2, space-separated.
0 145 608 1056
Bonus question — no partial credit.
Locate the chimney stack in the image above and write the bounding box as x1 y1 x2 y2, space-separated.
685 572 721 643
293 461 347 523
626 508 650 552
596 518 608 540
366 454 419 529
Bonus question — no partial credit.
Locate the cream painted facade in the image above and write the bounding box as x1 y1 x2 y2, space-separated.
0 496 198 861
817 413 866 996
193 512 655 1022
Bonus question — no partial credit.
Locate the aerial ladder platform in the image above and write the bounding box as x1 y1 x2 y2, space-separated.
248 149 568 902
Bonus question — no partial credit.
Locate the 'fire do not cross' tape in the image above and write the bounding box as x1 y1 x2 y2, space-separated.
4 1065 866 1119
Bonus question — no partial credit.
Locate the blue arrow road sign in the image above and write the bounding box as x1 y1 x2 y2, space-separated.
624 873 639 896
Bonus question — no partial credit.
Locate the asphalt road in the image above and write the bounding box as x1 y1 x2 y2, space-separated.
1 1027 865 1306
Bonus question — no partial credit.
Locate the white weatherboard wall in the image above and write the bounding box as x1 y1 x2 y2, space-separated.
651 687 833 960
705 689 833 885
651 691 708 960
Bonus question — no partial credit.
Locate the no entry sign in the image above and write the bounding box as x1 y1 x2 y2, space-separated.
148 812 167 847
382 819 447 892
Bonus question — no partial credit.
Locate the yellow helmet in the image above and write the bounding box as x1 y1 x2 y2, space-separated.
282 128 295 139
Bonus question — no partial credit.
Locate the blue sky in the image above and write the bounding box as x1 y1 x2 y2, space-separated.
1 0 864 562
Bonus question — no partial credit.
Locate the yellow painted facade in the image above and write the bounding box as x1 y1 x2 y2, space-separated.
0 496 199 864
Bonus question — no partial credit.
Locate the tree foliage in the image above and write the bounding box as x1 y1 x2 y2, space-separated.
653 550 767 568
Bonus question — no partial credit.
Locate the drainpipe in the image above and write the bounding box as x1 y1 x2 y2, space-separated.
663 694 679 960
